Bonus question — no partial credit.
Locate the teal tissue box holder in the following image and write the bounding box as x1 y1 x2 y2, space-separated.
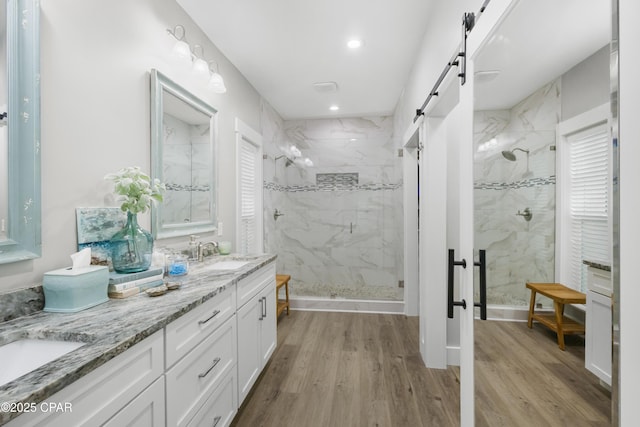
43 266 109 313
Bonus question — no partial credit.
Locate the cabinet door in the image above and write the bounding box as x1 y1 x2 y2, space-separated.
103 376 165 427
259 284 277 366
236 295 262 403
586 290 612 385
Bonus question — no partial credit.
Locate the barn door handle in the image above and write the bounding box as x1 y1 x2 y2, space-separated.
473 250 487 320
448 249 467 318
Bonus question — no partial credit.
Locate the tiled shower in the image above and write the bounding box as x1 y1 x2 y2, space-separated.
262 102 404 301
473 79 559 307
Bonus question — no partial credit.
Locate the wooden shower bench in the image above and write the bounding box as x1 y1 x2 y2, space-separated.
276 274 290 317
526 282 586 350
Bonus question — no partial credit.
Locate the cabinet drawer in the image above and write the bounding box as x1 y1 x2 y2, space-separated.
165 285 236 368
587 267 612 297
166 315 237 427
237 262 275 308
187 370 237 427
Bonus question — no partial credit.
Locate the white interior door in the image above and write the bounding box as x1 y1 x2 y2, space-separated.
416 57 475 423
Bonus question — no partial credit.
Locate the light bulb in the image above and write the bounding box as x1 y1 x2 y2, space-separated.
172 40 192 63
193 57 210 78
304 158 313 167
208 72 227 93
289 145 301 158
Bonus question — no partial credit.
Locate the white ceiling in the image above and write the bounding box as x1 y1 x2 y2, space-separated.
175 0 434 120
175 0 611 120
474 0 611 110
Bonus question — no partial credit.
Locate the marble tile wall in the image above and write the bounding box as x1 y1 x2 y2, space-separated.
261 104 403 301
474 79 559 307
162 114 211 224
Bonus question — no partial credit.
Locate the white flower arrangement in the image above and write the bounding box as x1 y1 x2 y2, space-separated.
105 166 165 214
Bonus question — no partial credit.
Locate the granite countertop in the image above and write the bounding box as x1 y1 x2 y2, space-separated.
0 253 276 425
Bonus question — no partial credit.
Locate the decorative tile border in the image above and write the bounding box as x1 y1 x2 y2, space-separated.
165 183 211 192
474 175 555 190
264 180 401 193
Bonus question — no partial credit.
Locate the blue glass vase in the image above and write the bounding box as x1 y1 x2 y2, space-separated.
110 212 153 273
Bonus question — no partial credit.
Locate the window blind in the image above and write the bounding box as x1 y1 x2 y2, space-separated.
239 140 257 254
568 123 609 292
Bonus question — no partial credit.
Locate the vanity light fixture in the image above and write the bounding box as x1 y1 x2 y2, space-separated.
167 25 191 63
191 45 210 78
166 25 227 94
208 61 227 94
329 105 339 111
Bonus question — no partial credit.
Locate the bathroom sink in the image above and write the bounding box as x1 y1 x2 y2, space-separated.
191 259 252 273
0 339 85 387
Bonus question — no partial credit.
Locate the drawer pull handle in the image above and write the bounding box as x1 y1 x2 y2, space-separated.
198 357 221 378
212 415 222 427
198 310 221 325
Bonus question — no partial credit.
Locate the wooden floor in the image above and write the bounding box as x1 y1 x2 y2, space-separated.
231 311 611 427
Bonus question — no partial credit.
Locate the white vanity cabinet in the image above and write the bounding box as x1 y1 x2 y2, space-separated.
585 266 612 386
164 284 237 427
7 330 165 427
5 259 277 427
236 263 277 404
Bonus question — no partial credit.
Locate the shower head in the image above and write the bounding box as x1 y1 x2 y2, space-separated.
275 155 295 167
501 150 517 161
501 147 529 161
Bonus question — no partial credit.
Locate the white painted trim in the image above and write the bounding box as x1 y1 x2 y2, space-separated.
458 57 476 427
402 128 419 316
235 118 263 253
420 117 449 370
446 346 460 367
555 103 611 286
289 297 404 315
402 114 423 148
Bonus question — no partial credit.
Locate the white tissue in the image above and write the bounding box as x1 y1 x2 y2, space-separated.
70 247 92 270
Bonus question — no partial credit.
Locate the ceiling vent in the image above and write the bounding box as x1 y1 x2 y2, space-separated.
313 81 338 93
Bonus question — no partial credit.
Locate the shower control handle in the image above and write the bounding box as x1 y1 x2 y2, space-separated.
516 207 532 221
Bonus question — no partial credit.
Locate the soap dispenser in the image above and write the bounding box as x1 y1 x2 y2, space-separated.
188 235 199 261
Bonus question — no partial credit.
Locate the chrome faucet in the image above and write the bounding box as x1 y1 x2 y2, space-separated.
197 241 219 262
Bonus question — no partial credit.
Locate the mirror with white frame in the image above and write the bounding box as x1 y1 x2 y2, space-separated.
0 0 41 264
150 69 217 239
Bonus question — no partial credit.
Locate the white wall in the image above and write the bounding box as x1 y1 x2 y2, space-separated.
0 0 263 292
393 0 479 147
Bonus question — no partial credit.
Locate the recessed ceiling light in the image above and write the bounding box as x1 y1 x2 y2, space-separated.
347 39 362 49
329 105 339 111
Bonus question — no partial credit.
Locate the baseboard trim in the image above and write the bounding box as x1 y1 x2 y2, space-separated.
447 346 460 366
481 304 584 323
289 297 404 314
